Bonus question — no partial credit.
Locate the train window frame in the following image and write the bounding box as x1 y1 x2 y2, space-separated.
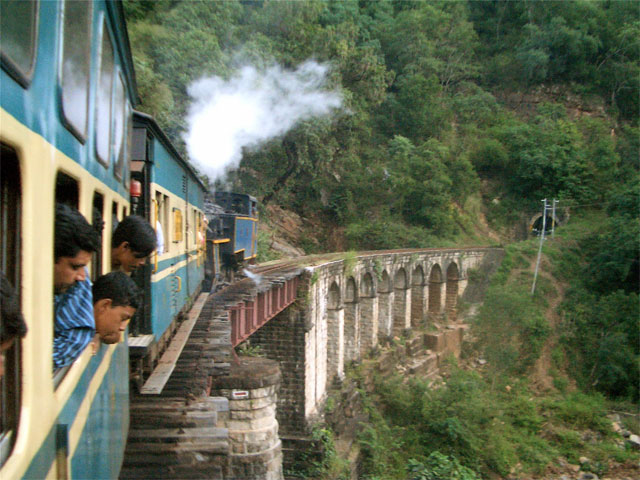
95 18 114 168
59 0 93 143
0 144 23 467
112 72 127 181
173 208 183 243
0 0 39 88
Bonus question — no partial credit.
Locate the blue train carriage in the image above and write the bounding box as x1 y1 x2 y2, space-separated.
208 192 258 279
127 111 207 379
1 0 137 478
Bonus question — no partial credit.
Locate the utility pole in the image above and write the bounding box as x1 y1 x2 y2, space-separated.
551 199 559 238
531 198 547 295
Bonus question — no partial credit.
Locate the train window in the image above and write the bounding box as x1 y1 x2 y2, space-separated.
55 171 79 208
1 144 23 466
192 209 197 244
60 0 92 141
95 20 114 167
91 193 105 281
113 74 126 180
112 201 119 231
0 0 38 87
155 192 169 254
173 208 183 243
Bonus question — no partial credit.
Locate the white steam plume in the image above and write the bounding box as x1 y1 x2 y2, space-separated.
184 61 342 180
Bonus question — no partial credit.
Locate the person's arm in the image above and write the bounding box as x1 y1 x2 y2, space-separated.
53 327 94 368
53 276 95 369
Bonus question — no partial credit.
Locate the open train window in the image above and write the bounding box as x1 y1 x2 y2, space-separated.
0 0 38 87
91 193 104 281
60 0 92 142
0 144 23 466
112 201 119 232
95 20 114 167
155 192 169 254
53 172 79 384
55 171 79 208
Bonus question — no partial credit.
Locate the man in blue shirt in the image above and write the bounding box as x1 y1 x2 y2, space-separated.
53 204 101 369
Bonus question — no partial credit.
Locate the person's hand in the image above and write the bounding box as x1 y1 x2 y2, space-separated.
91 334 100 355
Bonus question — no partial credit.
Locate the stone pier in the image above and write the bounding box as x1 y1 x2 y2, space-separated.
212 357 283 480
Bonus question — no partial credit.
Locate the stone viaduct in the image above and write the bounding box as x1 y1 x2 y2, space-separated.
122 247 503 480
243 247 501 445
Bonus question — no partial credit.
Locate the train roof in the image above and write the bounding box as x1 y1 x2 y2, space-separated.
133 110 207 192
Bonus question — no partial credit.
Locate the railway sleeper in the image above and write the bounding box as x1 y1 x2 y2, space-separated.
127 426 229 443
130 412 218 429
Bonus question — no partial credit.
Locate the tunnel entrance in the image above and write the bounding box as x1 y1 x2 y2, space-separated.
529 213 560 236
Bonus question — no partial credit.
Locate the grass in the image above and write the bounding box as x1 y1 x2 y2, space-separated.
357 369 638 479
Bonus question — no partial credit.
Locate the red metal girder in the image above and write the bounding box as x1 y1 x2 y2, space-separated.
257 292 265 320
231 276 301 347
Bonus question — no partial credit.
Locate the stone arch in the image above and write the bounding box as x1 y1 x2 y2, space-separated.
378 270 391 293
344 276 359 362
377 270 393 340
328 281 341 309
345 276 358 303
360 272 375 297
326 281 344 382
393 267 409 336
359 272 378 354
428 264 444 321
529 211 562 237
411 265 425 328
445 262 459 323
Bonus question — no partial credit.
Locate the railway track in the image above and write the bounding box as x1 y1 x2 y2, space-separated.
120 259 308 479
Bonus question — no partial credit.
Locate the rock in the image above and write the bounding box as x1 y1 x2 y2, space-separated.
578 473 598 480
626 434 640 450
569 464 581 472
579 456 590 464
611 422 622 433
477 358 487 365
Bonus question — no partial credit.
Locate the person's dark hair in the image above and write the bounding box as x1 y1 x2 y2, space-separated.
92 272 141 309
55 204 101 260
0 272 28 343
112 215 156 256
